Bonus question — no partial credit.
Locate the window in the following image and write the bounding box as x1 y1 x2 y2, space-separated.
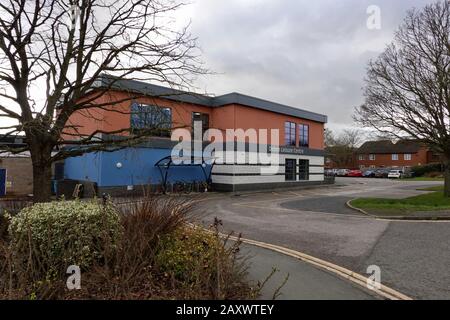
392 154 399 161
359 165 365 169
370 165 376 169
192 112 209 139
285 122 296 146
285 159 297 181
298 124 309 147
130 103 171 137
404 154 412 161
298 159 309 180
369 154 376 161
359 154 365 161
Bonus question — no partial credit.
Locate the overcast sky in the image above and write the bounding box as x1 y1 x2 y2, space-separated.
177 0 437 133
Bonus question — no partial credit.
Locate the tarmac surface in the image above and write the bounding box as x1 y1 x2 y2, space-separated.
196 178 450 299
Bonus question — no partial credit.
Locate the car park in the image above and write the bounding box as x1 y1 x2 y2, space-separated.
347 169 363 177
336 169 350 177
388 170 404 179
362 170 376 177
374 169 390 178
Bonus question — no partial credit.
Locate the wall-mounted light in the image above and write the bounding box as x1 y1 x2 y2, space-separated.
116 162 123 169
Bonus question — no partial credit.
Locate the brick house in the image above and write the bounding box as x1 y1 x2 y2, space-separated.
355 140 440 169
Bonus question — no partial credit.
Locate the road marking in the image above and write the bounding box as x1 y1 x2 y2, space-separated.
196 225 413 301
231 236 412 300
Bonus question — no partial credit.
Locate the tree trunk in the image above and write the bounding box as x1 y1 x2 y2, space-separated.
29 142 54 203
32 162 53 203
444 159 450 198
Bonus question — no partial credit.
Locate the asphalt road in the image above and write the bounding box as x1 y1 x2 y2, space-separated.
196 178 450 300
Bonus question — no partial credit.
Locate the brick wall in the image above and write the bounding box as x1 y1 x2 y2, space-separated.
356 150 429 169
0 157 33 195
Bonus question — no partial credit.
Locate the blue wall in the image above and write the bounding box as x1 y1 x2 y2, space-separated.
64 151 102 182
64 147 211 187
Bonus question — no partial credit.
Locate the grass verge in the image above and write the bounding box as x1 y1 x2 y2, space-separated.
350 191 450 213
402 177 444 181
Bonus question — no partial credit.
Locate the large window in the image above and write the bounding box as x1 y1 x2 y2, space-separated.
392 154 399 161
359 154 365 161
369 154 376 161
192 112 209 138
285 122 296 146
298 124 309 147
404 154 411 161
130 103 171 137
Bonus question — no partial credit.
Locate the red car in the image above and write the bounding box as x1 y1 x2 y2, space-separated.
347 169 363 177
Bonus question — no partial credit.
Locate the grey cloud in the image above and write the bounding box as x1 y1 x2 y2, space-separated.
187 0 438 132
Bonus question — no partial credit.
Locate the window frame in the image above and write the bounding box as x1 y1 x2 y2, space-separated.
130 103 172 137
369 154 376 161
284 121 296 146
298 124 309 148
404 153 412 161
392 153 399 161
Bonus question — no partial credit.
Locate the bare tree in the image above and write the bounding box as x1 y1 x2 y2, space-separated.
325 129 365 168
355 1 450 196
0 0 205 202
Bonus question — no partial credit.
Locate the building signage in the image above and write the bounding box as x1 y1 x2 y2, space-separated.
269 145 305 155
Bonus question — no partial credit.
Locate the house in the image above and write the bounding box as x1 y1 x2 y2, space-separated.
355 139 440 170
61 75 328 194
0 136 33 196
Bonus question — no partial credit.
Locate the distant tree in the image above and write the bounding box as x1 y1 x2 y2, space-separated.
0 0 205 202
325 129 365 168
324 128 336 148
354 1 450 196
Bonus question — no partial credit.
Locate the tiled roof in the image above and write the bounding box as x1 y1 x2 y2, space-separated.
357 140 424 154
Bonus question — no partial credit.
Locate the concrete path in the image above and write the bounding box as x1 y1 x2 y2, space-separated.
241 243 379 300
196 178 449 299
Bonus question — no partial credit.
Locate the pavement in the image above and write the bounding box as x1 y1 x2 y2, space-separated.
195 178 450 300
241 243 379 300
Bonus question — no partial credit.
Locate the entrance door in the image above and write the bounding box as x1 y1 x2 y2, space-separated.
0 168 6 196
299 160 309 180
285 159 296 181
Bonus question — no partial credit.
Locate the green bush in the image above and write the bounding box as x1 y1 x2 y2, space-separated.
8 199 122 272
156 226 221 282
411 163 444 177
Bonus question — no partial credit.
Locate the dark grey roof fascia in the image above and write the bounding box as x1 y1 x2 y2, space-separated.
93 75 327 123
212 92 327 123
92 76 214 106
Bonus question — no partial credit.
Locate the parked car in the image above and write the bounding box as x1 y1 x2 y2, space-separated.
374 169 390 178
388 170 404 179
336 169 350 177
362 170 376 177
347 169 363 177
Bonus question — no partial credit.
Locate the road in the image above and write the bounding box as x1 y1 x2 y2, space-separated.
196 178 450 300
